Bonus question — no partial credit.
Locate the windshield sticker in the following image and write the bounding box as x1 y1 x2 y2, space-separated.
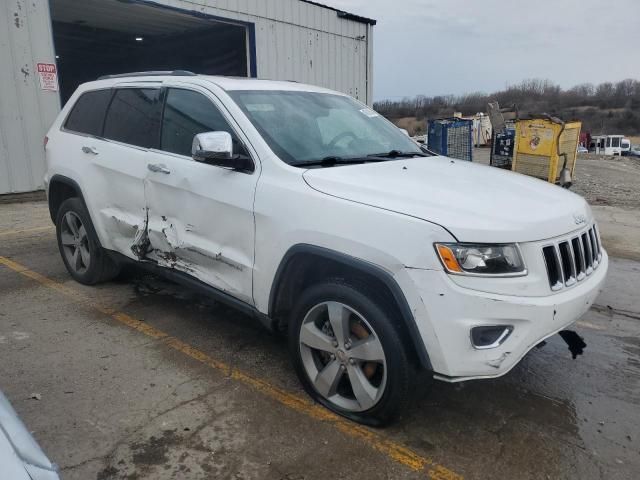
246 103 275 112
360 108 379 118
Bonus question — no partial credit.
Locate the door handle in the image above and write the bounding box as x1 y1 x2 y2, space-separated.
148 163 171 174
81 146 98 155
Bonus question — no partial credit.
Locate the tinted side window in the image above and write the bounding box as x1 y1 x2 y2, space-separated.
103 88 161 148
161 88 240 156
64 89 112 136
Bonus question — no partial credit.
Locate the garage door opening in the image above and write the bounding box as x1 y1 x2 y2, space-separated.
50 0 253 103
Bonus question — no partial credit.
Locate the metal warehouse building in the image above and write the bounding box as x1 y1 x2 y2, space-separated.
0 0 375 195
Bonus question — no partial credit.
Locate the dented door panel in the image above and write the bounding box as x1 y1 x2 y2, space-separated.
82 85 162 257
75 136 149 257
143 154 258 305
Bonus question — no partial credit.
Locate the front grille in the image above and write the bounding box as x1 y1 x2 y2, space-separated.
542 225 602 291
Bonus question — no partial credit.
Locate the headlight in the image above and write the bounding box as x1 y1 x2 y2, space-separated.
435 243 526 276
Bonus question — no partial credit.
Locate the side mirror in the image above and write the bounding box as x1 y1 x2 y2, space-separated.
192 131 233 163
191 131 253 172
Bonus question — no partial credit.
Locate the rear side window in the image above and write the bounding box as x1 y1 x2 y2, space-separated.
161 88 239 156
64 89 112 136
103 88 161 148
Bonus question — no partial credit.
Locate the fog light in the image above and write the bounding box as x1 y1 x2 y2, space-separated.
470 326 513 349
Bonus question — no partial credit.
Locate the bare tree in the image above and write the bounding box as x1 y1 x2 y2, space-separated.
374 78 640 136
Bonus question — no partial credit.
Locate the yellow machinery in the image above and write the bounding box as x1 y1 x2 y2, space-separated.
512 117 581 185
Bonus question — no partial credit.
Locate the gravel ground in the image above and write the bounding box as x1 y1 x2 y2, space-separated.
472 149 640 209
572 154 640 208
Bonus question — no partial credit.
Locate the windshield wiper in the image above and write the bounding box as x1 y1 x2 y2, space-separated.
367 150 427 159
297 156 386 167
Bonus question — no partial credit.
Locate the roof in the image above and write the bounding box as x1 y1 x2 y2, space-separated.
89 73 345 95
201 76 342 94
299 0 377 25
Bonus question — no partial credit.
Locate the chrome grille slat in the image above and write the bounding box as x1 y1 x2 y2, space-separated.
542 225 602 291
559 241 576 286
589 228 599 266
571 237 586 281
593 225 602 261
542 246 563 291
582 232 593 274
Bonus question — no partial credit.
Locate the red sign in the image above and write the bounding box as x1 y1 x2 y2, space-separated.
36 63 58 91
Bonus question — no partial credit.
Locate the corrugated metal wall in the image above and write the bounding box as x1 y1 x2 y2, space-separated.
0 0 59 194
116 0 373 103
0 0 373 194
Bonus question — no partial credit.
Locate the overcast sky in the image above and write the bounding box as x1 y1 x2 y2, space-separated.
323 0 640 101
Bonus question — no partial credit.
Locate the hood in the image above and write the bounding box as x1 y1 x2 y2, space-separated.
302 156 591 243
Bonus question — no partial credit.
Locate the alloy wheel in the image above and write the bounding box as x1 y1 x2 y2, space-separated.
60 211 91 274
298 301 387 412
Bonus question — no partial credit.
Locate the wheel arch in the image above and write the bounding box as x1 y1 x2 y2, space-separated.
269 244 433 370
48 175 86 223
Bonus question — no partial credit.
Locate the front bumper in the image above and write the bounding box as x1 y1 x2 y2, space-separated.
396 250 608 380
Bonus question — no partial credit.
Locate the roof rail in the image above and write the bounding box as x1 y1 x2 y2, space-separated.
98 70 197 80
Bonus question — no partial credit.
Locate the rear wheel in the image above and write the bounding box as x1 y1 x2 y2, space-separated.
56 198 120 285
289 280 411 426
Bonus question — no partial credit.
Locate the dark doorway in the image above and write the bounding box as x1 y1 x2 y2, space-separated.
51 0 250 103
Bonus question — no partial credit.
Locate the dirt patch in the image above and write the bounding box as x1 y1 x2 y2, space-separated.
0 190 46 204
474 148 640 209
130 429 181 468
97 466 119 480
571 154 640 209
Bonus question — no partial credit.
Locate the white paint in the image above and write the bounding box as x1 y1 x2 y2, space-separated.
303 155 592 243
45 75 608 381
11 332 30 341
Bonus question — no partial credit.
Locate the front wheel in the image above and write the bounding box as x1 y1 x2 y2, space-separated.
288 280 411 426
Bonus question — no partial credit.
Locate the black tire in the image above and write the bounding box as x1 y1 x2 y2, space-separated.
288 280 411 426
55 197 120 285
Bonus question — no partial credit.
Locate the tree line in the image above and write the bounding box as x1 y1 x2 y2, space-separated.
374 79 640 136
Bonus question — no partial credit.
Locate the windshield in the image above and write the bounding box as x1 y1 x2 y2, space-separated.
228 90 422 166
611 137 621 148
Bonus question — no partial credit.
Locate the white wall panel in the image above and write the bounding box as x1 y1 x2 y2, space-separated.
0 0 59 194
185 0 372 103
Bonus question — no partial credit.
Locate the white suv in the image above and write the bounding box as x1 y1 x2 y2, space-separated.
44 72 608 425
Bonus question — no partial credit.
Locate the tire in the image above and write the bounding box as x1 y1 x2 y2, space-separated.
55 197 120 285
288 280 411 426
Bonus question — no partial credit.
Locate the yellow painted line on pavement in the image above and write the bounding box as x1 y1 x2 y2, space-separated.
0 225 54 237
0 255 462 480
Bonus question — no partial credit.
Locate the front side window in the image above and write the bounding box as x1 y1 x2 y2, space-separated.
64 89 112 136
103 88 161 148
161 88 241 157
228 90 422 166
611 137 621 148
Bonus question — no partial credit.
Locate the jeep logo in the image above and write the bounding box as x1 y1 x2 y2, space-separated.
573 213 587 225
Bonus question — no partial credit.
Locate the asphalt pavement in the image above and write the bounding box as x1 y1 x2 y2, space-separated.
1 200 638 480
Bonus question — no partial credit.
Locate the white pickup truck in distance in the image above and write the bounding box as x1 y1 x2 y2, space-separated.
44 72 607 425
